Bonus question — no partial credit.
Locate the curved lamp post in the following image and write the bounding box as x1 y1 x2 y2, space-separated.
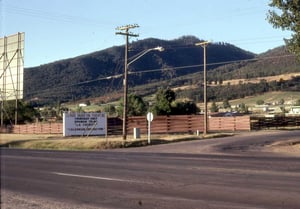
122 46 164 140
127 47 164 67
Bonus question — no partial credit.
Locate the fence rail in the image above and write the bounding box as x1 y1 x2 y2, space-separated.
8 123 63 134
209 116 251 131
2 115 299 135
1 115 252 135
127 115 204 134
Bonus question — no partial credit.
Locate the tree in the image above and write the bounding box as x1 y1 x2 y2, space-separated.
1 100 39 124
256 99 265 105
223 99 231 109
128 94 147 116
267 0 300 59
278 98 285 105
153 88 176 115
172 101 199 115
118 94 147 116
76 106 84 113
210 101 219 113
239 103 249 114
104 104 117 116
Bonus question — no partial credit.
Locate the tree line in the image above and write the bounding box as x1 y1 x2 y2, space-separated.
176 76 300 103
1 88 199 125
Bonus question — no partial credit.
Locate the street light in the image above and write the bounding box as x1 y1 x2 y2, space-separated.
127 47 164 67
122 46 164 140
195 41 210 135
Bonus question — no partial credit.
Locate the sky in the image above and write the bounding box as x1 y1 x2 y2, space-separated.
1 0 292 68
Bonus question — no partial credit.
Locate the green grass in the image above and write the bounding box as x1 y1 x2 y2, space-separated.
228 91 300 107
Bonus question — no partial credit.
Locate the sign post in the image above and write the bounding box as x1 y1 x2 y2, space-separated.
146 112 154 144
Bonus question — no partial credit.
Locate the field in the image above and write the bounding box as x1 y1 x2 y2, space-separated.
194 91 300 111
229 91 300 107
220 72 300 86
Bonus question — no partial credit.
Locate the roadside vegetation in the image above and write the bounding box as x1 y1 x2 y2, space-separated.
0 133 236 151
0 134 197 150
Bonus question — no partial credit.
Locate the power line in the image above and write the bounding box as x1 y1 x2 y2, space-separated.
24 53 296 97
5 3 287 51
129 54 296 75
5 3 265 28
5 4 114 28
26 73 123 96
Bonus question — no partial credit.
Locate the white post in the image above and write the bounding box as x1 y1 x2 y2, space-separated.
146 112 153 145
148 120 151 144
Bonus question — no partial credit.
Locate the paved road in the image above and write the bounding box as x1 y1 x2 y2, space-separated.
1 130 300 209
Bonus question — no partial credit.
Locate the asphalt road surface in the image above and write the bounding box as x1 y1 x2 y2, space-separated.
1 130 300 209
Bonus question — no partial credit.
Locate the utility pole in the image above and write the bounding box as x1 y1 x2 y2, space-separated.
115 24 139 141
195 41 209 135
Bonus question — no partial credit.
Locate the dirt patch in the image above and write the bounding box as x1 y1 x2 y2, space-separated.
267 139 300 156
1 190 100 209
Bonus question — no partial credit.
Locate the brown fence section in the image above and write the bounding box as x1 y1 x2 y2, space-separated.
209 116 251 131
127 115 250 134
127 115 204 134
2 115 251 135
11 123 63 134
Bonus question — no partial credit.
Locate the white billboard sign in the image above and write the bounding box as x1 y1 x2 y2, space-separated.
0 32 24 101
63 112 107 136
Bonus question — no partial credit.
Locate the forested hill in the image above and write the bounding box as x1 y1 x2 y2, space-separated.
24 36 255 104
206 46 299 83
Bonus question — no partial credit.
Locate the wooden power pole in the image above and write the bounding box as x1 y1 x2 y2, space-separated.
115 24 139 141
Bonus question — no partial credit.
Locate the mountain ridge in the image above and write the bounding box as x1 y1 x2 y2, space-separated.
24 36 298 105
